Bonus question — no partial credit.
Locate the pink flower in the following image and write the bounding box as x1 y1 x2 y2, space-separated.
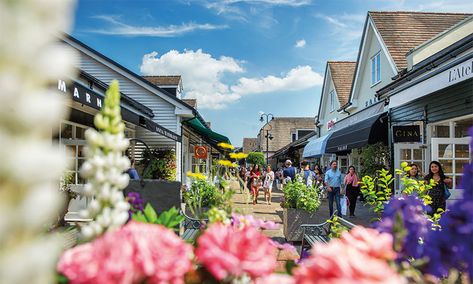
255 274 296 284
293 228 404 284
268 239 298 255
232 213 280 230
339 226 396 261
196 223 277 280
57 222 193 284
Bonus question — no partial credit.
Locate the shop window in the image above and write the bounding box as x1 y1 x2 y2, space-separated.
371 52 381 86
455 117 473 138
432 125 450 138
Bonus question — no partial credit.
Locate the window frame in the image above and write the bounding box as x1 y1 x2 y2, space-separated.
370 52 381 86
329 90 336 112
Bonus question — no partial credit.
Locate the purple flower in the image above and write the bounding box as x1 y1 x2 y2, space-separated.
374 195 430 260
126 192 145 213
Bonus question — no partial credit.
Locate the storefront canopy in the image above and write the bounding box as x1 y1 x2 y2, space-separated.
302 132 333 158
326 112 388 153
184 117 231 146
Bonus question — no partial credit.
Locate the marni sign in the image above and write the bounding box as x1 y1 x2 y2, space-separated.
57 79 104 110
393 125 421 143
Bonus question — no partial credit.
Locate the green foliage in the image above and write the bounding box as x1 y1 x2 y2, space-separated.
327 215 348 238
282 181 321 213
359 142 390 177
132 204 184 231
183 179 234 218
246 152 266 167
141 148 176 181
360 168 393 215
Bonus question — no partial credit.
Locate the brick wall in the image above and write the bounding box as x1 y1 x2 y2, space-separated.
257 117 315 152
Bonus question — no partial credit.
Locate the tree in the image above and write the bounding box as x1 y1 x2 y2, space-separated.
360 142 390 177
246 152 266 167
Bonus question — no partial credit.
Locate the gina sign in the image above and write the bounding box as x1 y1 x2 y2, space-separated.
393 125 421 143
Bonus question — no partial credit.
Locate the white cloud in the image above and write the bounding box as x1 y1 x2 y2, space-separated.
141 50 244 109
88 15 227 37
231 65 323 95
295 39 306 48
140 50 323 109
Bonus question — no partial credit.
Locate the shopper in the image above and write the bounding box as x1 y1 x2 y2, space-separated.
283 159 296 183
424 161 452 216
127 158 140 180
239 167 247 192
263 165 275 205
325 160 343 217
344 166 360 218
246 166 253 192
250 164 261 205
314 165 324 184
302 161 315 187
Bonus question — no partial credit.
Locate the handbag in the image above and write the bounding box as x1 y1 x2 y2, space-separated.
443 183 451 200
340 195 348 216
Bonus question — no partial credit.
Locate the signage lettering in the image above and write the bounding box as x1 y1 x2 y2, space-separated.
448 60 473 83
393 125 421 143
337 145 348 151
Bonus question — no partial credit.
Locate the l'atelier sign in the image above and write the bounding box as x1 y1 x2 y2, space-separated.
393 125 421 143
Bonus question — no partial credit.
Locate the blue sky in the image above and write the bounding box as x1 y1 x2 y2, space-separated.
71 0 473 146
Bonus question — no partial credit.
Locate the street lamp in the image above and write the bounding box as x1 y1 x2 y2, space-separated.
260 113 274 165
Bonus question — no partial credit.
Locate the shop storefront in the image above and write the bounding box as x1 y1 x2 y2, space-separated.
379 31 473 194
302 133 334 169
319 101 388 173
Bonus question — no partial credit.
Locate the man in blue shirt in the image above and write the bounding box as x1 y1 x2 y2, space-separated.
127 158 140 180
324 160 343 217
282 160 296 183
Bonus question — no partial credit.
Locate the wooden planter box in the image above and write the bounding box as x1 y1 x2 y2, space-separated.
283 208 330 242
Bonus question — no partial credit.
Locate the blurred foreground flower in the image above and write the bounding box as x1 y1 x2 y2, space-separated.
0 0 76 283
218 159 238 168
294 227 404 283
217 142 235 150
57 221 193 284
231 213 280 230
196 223 277 281
229 152 249 160
79 81 131 240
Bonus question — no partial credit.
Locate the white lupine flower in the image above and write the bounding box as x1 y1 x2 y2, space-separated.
80 81 130 240
0 0 76 283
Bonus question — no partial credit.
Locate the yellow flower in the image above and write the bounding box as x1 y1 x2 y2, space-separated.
218 160 238 168
186 171 206 180
217 142 235 150
229 152 248 160
400 162 408 168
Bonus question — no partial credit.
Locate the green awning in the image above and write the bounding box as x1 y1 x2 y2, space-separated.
184 117 231 145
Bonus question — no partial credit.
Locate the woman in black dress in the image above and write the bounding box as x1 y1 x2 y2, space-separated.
424 161 452 216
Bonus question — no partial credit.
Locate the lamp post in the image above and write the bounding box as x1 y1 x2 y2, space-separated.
260 113 274 165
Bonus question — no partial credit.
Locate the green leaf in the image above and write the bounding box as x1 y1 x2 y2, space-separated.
144 203 158 222
132 211 147 223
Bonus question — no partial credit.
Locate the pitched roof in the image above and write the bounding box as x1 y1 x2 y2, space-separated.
182 99 197 108
327 61 356 106
369 11 471 70
142 75 182 86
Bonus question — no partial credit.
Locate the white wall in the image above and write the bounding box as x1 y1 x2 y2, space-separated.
318 68 348 136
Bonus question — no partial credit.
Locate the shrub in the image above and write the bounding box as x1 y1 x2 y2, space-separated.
282 181 321 213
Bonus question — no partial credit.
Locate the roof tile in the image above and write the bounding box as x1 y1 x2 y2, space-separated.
369 11 471 70
328 61 356 106
142 75 182 86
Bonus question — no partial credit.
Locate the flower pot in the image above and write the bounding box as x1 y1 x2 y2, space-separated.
283 208 331 242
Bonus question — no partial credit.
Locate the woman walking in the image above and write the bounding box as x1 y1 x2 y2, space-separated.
239 167 247 193
344 166 360 218
263 165 275 205
424 161 452 216
250 164 261 205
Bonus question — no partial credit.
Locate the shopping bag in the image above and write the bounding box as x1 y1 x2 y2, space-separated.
340 195 348 216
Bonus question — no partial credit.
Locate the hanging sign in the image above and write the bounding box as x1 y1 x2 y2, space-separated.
194 146 208 159
393 125 421 143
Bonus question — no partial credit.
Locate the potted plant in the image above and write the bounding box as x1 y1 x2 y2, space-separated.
281 180 324 242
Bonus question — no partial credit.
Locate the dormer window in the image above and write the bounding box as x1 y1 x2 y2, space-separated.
329 90 336 112
371 52 381 86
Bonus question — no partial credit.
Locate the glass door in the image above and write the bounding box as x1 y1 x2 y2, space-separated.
393 143 426 195
431 137 471 190
337 156 349 175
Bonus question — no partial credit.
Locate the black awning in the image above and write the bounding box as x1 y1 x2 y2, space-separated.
141 117 182 142
326 112 388 153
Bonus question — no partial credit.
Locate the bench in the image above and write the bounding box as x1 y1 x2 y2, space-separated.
180 210 208 243
300 212 356 254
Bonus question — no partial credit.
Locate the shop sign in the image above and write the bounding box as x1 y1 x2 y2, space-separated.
194 146 208 159
57 79 104 110
337 145 348 151
393 125 421 143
